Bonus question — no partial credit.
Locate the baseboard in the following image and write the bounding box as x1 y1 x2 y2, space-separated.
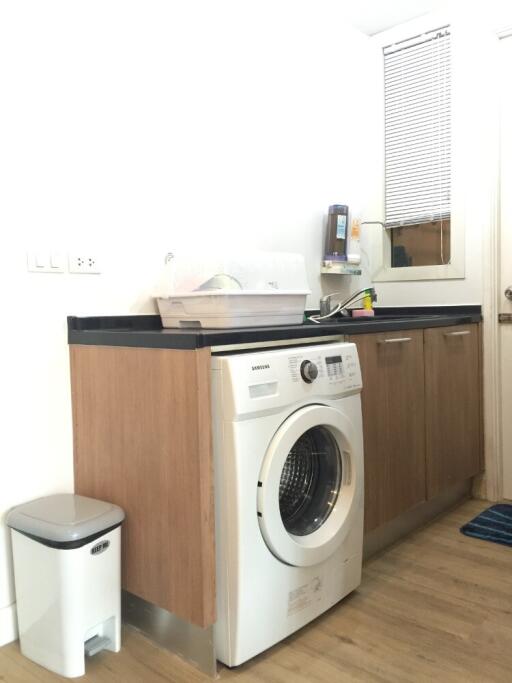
0 602 18 646
363 479 472 561
122 591 216 677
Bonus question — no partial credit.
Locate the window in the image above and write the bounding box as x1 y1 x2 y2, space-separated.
384 26 451 268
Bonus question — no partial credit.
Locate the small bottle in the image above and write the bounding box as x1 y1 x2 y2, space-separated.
325 205 349 261
347 217 361 265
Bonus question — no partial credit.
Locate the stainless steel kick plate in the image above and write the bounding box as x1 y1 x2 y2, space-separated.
122 591 217 677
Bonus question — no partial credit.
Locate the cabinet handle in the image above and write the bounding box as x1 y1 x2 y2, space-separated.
378 337 412 344
443 330 470 337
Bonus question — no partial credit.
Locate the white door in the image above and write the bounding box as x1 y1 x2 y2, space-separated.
500 36 512 500
257 404 363 567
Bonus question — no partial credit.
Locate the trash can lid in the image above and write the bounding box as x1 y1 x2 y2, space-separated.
7 494 125 547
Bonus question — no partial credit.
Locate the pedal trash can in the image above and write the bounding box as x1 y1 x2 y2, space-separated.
7 493 125 678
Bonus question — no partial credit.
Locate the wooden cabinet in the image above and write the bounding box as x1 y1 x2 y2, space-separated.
70 345 215 628
348 330 426 532
424 324 482 498
351 323 483 534
68 322 483 625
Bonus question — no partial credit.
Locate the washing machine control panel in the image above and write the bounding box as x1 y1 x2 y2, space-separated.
285 343 362 393
212 342 363 417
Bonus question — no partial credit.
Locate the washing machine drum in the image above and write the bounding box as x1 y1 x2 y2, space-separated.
257 404 363 567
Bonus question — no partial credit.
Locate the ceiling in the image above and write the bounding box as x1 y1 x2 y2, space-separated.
340 0 446 36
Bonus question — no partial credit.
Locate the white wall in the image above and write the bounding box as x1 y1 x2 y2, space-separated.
0 1 378 643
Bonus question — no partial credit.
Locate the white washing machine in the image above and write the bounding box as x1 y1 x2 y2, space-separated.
211 341 364 667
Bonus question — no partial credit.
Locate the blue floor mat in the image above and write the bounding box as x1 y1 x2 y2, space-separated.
460 504 512 547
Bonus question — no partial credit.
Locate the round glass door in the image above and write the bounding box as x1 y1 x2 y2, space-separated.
257 405 363 568
279 427 342 536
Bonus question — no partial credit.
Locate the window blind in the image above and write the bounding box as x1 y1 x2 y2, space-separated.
384 26 451 228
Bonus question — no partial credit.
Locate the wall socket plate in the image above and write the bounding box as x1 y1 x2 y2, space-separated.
68 254 101 274
27 251 66 273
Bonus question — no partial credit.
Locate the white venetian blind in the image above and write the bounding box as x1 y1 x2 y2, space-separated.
384 26 451 228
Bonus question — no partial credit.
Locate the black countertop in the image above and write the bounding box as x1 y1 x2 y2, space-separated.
68 306 482 350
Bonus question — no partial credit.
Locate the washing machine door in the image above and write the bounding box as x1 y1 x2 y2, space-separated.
257 404 363 568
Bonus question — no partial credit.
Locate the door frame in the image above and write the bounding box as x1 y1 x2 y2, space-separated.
478 29 511 502
479 188 501 501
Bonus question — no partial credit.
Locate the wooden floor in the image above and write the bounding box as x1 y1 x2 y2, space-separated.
2 499 511 682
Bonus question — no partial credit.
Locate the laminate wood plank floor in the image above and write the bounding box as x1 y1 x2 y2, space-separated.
2 499 511 683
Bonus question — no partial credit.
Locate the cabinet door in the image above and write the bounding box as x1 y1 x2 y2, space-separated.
349 330 426 532
425 324 482 498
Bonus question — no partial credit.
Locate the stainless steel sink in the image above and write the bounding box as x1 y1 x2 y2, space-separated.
304 314 448 325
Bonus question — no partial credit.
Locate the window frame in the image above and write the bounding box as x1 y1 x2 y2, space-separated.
371 15 465 283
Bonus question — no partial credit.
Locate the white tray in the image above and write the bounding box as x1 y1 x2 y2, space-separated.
156 291 309 328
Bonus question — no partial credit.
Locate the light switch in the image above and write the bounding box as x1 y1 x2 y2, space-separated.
35 252 47 269
27 251 65 273
50 252 65 271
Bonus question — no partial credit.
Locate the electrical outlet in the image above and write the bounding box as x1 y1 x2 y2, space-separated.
68 253 101 274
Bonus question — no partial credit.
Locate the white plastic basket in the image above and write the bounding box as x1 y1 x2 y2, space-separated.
157 290 309 328
154 251 310 328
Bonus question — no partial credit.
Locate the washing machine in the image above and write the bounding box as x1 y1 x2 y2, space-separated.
211 341 364 667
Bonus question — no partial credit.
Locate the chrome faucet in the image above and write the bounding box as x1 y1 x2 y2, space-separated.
317 287 377 320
